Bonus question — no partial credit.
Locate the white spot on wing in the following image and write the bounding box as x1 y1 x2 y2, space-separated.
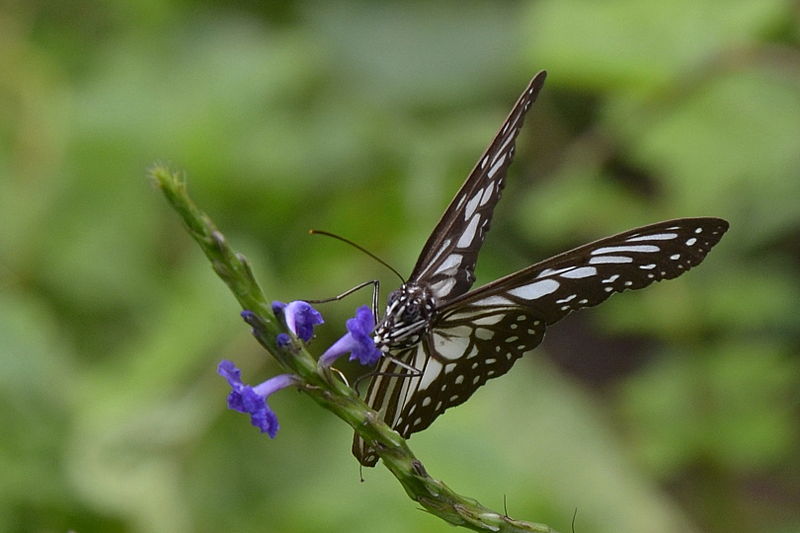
436 254 462 274
561 266 597 279
473 314 503 326
479 182 495 206
433 333 470 361
508 279 560 300
589 256 634 264
440 325 471 337
496 128 517 157
472 295 515 306
418 358 443 391
421 239 452 277
464 193 481 220
487 153 507 178
430 278 456 297
591 245 660 255
536 266 575 278
626 232 678 242
457 215 480 248
475 328 493 340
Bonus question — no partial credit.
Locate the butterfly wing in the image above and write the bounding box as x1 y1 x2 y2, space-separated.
385 217 729 441
352 345 426 466
353 73 547 465
408 71 547 301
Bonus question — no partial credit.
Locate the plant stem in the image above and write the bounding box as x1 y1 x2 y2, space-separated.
149 164 559 533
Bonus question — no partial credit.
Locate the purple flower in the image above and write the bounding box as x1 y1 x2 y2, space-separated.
319 306 382 367
272 300 324 342
217 360 297 438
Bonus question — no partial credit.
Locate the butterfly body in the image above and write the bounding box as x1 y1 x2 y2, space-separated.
373 284 437 351
353 71 728 466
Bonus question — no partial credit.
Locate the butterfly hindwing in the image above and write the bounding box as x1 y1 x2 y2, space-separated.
392 307 546 438
352 346 418 465
408 72 547 301
353 308 546 466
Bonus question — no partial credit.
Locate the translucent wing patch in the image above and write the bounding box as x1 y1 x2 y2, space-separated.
409 72 547 302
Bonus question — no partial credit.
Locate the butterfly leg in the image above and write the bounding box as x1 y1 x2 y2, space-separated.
353 355 422 394
304 279 381 320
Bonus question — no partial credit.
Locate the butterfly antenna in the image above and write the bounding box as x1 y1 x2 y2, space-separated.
309 229 405 283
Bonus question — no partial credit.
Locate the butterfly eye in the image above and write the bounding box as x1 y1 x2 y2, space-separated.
387 289 401 304
400 305 421 323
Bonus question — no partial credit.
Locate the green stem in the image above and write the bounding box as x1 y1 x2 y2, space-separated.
149 164 559 533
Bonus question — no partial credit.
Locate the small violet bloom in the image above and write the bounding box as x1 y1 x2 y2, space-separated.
276 333 291 347
319 305 382 368
272 300 324 342
217 360 297 438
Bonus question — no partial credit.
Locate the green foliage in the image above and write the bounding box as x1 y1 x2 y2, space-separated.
1 0 798 532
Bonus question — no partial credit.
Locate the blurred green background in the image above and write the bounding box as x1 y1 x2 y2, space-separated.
2 1 799 532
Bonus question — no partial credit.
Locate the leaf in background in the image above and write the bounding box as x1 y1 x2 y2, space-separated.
523 0 789 92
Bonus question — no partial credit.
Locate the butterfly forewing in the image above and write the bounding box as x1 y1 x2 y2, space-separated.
449 217 729 324
409 72 547 301
355 73 548 466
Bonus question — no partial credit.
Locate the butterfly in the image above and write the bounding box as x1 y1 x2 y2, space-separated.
352 70 728 466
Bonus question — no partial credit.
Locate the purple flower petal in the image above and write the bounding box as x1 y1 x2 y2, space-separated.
284 301 324 341
318 306 382 367
345 307 382 365
218 360 242 388
217 360 297 438
272 300 324 341
271 301 286 317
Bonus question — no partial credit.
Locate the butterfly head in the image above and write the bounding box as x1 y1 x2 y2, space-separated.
373 283 436 352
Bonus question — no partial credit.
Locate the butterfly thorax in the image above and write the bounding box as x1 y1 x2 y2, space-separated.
373 283 437 352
